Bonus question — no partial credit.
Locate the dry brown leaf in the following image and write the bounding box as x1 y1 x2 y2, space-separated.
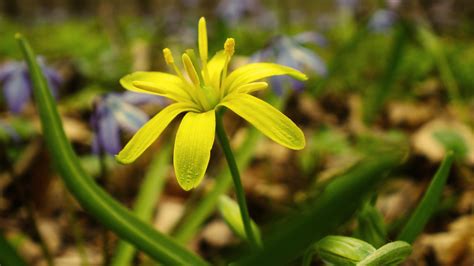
200 220 236 247
54 247 101 266
37 217 61 253
388 101 435 127
412 215 474 266
376 178 424 222
153 197 185 234
412 118 474 164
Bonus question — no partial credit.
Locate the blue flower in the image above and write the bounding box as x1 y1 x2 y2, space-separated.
0 119 20 143
337 0 358 10
368 9 397 33
0 58 61 114
90 91 165 155
216 0 261 24
251 33 327 94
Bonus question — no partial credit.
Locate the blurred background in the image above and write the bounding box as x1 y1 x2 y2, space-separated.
0 0 473 265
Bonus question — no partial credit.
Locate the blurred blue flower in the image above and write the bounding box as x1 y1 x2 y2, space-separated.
251 33 327 94
216 0 261 24
368 9 397 32
0 120 20 143
90 92 165 155
0 58 61 114
337 0 358 10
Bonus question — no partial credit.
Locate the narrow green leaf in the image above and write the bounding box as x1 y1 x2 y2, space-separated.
16 34 208 266
234 153 403 266
0 232 27 266
417 26 460 102
218 195 263 247
354 201 387 248
364 23 407 124
111 142 172 266
397 151 455 243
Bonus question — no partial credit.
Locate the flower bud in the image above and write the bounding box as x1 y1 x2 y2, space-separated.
316 236 376 265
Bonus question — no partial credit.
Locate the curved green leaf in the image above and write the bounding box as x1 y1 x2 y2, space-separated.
0 232 27 266
111 142 172 266
16 34 208 266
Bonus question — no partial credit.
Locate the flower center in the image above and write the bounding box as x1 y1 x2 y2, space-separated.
200 85 220 110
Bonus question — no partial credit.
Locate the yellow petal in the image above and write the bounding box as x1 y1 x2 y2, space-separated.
174 110 215 190
120 71 191 102
220 94 305 150
223 63 307 93
116 103 197 164
207 51 226 88
233 82 268 94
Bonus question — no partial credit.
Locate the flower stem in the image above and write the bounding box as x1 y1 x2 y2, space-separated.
215 110 258 249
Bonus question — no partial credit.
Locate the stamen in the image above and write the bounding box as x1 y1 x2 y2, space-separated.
163 48 186 80
182 53 201 87
182 53 212 110
198 17 211 84
198 17 208 63
163 48 174 64
224 38 235 56
221 38 235 97
185 49 205 85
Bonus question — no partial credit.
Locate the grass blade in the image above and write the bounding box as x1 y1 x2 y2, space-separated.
0 233 27 266
16 34 208 266
110 142 172 266
397 151 455 243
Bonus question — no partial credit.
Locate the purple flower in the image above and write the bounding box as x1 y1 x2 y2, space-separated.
0 120 20 143
216 0 261 24
368 9 397 32
90 92 165 155
251 34 327 94
337 0 358 10
0 58 61 114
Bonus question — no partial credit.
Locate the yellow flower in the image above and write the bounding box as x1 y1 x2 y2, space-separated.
116 17 307 190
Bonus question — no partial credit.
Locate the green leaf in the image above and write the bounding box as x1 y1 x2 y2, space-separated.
397 151 455 243
218 195 263 247
316 236 375 265
357 241 412 266
16 34 208 266
432 130 468 160
234 153 403 266
354 201 387 248
111 142 172 266
0 232 27 266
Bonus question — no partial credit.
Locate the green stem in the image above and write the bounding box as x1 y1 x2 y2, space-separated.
172 94 284 244
215 110 258 248
301 247 315 266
